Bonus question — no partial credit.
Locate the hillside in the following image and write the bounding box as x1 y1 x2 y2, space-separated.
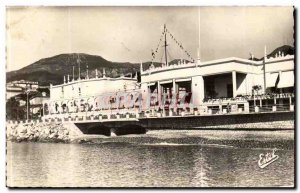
248 45 294 60
7 53 140 86
267 45 294 58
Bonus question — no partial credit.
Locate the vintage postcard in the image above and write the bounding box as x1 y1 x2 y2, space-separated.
6 6 295 188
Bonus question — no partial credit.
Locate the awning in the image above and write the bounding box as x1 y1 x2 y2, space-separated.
160 80 172 84
175 78 191 82
147 82 156 86
278 71 294 88
266 73 279 88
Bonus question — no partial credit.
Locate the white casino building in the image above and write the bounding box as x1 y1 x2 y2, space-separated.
140 50 294 114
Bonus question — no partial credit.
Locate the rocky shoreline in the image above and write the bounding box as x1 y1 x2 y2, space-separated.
6 122 83 143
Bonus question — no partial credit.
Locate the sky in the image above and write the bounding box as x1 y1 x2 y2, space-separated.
6 6 294 72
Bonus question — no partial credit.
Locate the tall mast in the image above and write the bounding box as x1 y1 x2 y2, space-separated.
263 45 267 93
197 7 201 66
198 7 201 58
164 24 168 66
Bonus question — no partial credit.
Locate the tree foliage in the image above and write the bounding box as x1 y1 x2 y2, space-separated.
6 97 25 120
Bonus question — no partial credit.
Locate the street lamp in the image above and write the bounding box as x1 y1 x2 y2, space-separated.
25 89 30 121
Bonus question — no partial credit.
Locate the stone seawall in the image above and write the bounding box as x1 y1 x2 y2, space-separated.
6 122 83 143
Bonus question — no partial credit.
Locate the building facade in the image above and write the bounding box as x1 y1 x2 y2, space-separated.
46 71 139 115
140 52 294 112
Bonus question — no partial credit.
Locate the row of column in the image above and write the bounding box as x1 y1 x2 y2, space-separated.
142 71 240 110
143 76 206 109
232 71 237 98
156 79 188 107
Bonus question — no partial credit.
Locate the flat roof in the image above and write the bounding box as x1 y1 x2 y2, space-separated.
51 76 137 88
141 55 294 76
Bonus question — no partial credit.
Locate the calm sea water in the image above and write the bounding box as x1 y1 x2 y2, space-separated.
6 132 294 187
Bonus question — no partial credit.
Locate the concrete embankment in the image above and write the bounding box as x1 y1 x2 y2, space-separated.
141 111 294 130
6 122 83 143
196 120 294 130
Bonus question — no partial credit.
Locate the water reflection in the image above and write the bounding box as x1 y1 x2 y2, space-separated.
190 148 210 187
7 142 294 187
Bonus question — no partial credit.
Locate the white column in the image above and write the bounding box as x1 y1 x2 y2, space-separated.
157 81 161 107
172 79 176 109
244 102 249 113
141 83 149 111
172 79 176 95
192 76 204 106
232 71 237 97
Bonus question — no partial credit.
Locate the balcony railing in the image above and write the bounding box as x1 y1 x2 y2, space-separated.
203 92 294 104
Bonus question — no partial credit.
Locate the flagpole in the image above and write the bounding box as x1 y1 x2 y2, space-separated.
263 46 267 93
164 24 168 66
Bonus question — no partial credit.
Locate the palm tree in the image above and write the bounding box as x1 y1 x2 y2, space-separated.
14 90 41 120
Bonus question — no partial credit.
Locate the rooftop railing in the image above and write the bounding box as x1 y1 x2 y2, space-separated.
142 61 196 74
